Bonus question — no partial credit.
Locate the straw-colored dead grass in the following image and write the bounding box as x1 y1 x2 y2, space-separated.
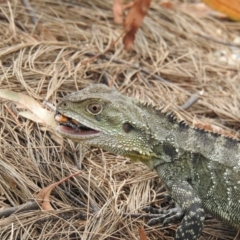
0 0 240 239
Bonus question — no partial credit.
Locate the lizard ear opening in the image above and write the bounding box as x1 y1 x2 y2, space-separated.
122 122 134 133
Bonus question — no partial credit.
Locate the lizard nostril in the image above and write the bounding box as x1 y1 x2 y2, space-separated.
62 102 68 107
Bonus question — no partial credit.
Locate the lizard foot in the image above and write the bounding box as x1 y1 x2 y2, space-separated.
143 205 184 226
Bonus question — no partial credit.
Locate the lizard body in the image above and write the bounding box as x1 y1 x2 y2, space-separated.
55 84 240 240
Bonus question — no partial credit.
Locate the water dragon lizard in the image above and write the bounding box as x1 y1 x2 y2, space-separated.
54 84 240 240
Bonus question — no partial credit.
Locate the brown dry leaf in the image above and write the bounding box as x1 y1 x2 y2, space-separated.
113 0 124 24
4 104 21 125
36 171 82 210
139 227 148 240
36 23 58 41
0 90 56 128
160 2 174 9
4 176 17 190
113 0 134 24
178 3 227 18
123 0 151 50
194 122 235 138
161 2 226 19
202 0 240 21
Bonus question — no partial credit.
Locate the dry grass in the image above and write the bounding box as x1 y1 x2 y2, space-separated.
0 0 240 239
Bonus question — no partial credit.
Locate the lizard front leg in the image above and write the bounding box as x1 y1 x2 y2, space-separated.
172 182 205 240
154 166 205 240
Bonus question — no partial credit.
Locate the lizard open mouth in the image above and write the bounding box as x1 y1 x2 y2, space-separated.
55 113 100 135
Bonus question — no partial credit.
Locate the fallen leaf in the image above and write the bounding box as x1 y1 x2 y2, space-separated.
160 2 174 9
162 2 227 19
36 171 82 210
0 90 56 128
18 111 44 123
4 175 17 190
178 2 227 18
194 122 235 138
113 0 124 24
4 104 21 125
123 0 151 50
202 0 240 21
37 23 58 41
139 227 148 240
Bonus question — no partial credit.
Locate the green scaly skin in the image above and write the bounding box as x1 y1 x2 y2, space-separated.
55 84 240 240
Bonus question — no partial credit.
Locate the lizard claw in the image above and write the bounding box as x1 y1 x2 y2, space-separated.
143 205 184 226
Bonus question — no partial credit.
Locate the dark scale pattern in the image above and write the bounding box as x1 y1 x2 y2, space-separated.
175 202 205 240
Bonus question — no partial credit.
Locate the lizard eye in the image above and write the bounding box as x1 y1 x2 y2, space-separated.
86 103 103 115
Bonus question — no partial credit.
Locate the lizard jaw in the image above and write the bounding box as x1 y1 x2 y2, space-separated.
55 113 100 137
56 125 100 136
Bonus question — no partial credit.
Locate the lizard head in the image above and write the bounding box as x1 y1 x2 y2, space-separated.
55 84 155 160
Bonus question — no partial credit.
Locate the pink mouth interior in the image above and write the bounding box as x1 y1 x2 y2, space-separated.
58 125 100 135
